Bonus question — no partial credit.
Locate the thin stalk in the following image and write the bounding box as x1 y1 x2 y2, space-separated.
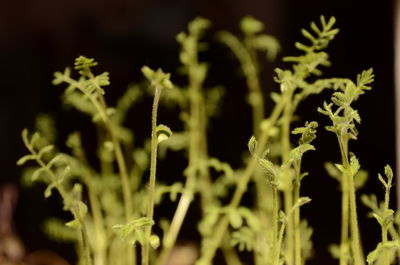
340 174 350 265
382 178 391 265
155 67 205 265
87 184 106 265
282 90 294 265
277 221 287 265
155 179 195 265
142 86 162 265
293 160 302 265
221 235 243 265
75 206 93 265
196 96 287 264
338 136 364 265
90 80 133 222
89 90 135 265
272 186 280 265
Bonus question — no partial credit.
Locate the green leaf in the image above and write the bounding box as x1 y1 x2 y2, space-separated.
78 201 88 218
231 227 254 252
240 16 264 35
135 229 145 245
289 144 315 161
156 124 173 143
16 154 35 165
248 136 257 156
354 170 368 189
66 219 81 229
257 158 277 183
237 207 260 231
378 173 388 188
74 56 98 77
38 145 55 158
367 243 382 264
31 167 46 182
349 154 360 176
142 66 173 89
228 209 243 229
149 235 160 249
279 210 287 224
357 68 374 91
372 213 384 226
324 162 341 183
384 165 393 185
334 164 345 174
291 197 312 214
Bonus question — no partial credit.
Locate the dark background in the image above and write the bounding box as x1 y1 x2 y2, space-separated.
0 0 395 265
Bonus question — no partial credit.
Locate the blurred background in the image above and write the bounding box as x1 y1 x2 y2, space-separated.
0 0 395 264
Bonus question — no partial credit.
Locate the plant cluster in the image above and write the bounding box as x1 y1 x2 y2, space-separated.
17 15 398 265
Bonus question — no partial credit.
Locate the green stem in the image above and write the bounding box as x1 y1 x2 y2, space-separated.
142 86 162 265
156 53 207 265
221 235 243 265
277 222 287 265
90 85 135 265
272 186 280 265
293 160 302 265
340 174 349 265
382 178 391 265
338 136 364 265
155 181 195 265
282 89 294 265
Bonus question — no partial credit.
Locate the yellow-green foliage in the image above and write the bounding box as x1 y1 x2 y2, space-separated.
17 15 396 265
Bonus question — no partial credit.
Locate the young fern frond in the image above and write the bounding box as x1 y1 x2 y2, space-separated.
365 166 400 265
141 65 173 265
18 129 92 265
319 69 374 265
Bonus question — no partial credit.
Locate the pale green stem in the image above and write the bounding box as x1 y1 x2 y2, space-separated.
221 235 243 265
87 185 106 265
90 91 135 265
282 90 294 265
142 86 162 265
156 57 206 265
340 175 349 265
196 96 287 265
338 136 364 265
277 222 287 265
293 160 302 265
382 180 391 265
272 186 280 265
155 181 195 265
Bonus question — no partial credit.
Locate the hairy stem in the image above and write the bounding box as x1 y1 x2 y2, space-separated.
293 160 302 265
272 186 280 265
338 136 364 265
382 177 391 265
142 86 162 265
282 89 294 265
